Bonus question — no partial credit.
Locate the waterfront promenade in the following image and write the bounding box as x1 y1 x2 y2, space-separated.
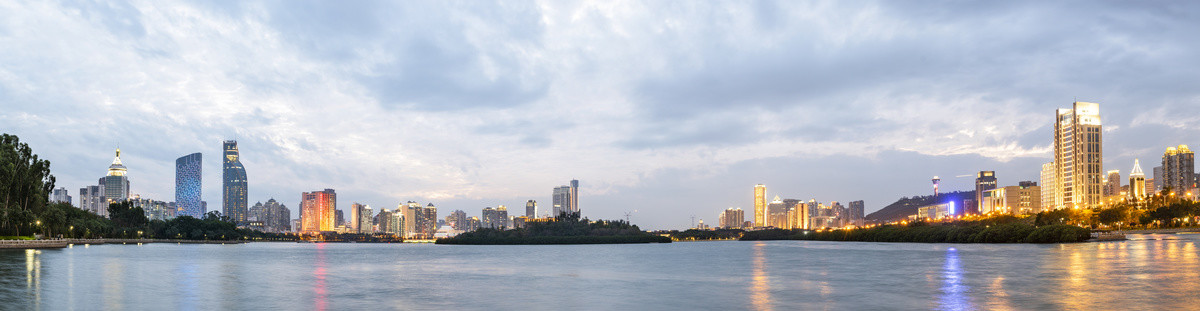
0 238 246 249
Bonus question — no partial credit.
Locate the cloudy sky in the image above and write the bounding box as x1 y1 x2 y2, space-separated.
2 1 1198 229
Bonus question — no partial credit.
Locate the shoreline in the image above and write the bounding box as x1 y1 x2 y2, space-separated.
1 238 248 249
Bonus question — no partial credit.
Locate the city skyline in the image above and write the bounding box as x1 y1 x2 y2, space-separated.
3 2 1200 229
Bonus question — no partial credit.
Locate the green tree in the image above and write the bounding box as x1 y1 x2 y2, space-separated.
0 134 56 236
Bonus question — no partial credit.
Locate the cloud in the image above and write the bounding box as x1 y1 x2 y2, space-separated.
1 0 1198 229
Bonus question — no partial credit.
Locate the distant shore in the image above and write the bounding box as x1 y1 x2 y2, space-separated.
1118 228 1200 235
0 238 247 249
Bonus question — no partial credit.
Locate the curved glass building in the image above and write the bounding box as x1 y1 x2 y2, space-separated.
175 152 203 218
223 140 248 223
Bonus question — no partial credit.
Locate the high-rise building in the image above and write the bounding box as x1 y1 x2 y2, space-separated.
1153 166 1164 193
552 180 580 217
553 186 570 217
335 209 345 227
388 212 404 235
51 187 71 204
753 184 766 227
482 206 508 229
1040 162 1057 212
1130 159 1147 200
765 196 787 228
1053 102 1103 209
351 203 367 233
448 210 468 231
1161 145 1195 194
359 205 372 233
421 203 438 238
223 141 248 223
974 171 997 215
79 185 104 216
981 184 1041 215
101 148 131 204
569 180 579 214
175 152 203 218
848 200 865 227
932 176 941 196
1103 170 1121 197
525 200 536 218
719 208 744 229
401 202 419 238
300 189 336 232
249 198 290 232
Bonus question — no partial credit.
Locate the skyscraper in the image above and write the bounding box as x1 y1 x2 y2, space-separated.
1161 145 1195 194
223 141 248 223
359 205 373 233
1103 170 1121 197
719 208 745 229
1153 166 1164 193
766 196 787 228
525 200 536 218
175 152 203 218
402 202 419 238
569 180 579 214
552 181 579 217
351 203 367 233
1130 159 1147 200
300 189 336 232
250 198 290 232
1054 102 1103 209
974 171 997 215
1040 162 1057 212
753 184 766 227
101 148 131 204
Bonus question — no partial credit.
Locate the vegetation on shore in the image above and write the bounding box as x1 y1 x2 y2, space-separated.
437 212 671 245
741 216 1092 243
663 228 744 241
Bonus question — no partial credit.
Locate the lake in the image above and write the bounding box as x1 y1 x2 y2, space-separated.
2 234 1198 310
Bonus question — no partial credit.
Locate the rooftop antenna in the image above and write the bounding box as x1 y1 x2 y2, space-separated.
623 211 633 223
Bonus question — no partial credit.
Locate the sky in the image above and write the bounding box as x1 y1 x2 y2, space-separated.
2 1 1199 230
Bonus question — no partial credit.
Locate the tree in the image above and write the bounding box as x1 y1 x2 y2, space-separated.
0 133 56 236
108 201 148 228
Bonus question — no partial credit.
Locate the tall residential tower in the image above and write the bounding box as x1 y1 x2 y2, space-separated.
1053 102 1102 209
753 184 766 227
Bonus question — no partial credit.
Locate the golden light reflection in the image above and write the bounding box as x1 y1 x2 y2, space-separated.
314 243 328 311
750 242 771 311
25 249 42 308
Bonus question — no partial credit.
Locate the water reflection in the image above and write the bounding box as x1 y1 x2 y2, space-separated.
750 242 771 311
938 247 971 311
314 243 328 311
26 249 42 308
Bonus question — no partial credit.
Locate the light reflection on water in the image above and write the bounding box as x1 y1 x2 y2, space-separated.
938 247 971 311
1 235 1198 309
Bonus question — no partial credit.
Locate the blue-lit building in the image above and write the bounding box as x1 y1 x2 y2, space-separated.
223 140 248 223
175 152 203 218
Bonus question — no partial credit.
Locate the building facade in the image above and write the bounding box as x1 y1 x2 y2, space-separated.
1053 102 1103 209
525 200 536 218
848 200 865 227
981 184 1041 215
222 141 248 223
719 208 744 229
1103 170 1121 197
175 152 203 218
753 184 766 227
1161 145 1195 194
51 187 72 205
1130 159 1147 200
300 189 336 232
974 171 997 215
101 148 131 205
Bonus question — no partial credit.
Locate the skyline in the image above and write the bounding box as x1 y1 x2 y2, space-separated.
3 1 1200 229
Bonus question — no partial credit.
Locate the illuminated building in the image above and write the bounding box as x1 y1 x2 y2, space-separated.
129 195 172 221
848 200 865 227
175 152 203 218
482 206 508 229
973 171 997 215
525 200 536 218
101 148 131 207
358 205 372 233
1161 145 1195 194
719 208 745 229
917 202 955 219
223 141 248 223
753 184 766 227
300 189 336 232
1040 162 1057 212
1053 102 1103 209
51 187 71 204
765 196 787 228
1102 170 1121 197
569 180 578 214
981 183 1041 215
1129 159 1147 200
401 202 420 238
388 212 404 236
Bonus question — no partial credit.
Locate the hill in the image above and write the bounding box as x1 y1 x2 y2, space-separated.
865 190 975 223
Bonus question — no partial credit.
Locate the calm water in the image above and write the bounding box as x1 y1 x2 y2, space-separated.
2 235 1199 310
